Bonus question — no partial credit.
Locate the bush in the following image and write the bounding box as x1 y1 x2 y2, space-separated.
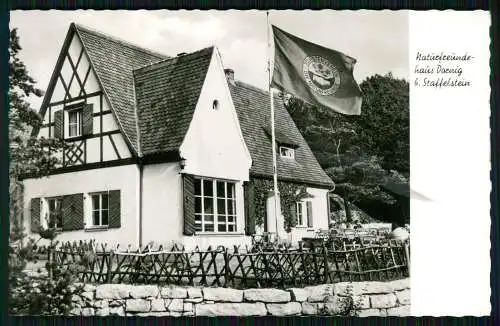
9 232 84 315
9 263 83 315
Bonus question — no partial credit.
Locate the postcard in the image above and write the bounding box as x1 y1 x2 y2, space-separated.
7 9 491 317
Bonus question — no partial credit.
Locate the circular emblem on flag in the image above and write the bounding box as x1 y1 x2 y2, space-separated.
302 56 341 96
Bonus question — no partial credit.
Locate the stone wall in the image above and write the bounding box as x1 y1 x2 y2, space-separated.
69 279 410 317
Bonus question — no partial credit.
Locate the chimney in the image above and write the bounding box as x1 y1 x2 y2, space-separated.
224 68 235 86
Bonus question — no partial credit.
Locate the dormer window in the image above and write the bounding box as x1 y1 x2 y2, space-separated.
279 146 295 159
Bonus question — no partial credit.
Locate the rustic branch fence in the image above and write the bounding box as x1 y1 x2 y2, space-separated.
43 239 409 289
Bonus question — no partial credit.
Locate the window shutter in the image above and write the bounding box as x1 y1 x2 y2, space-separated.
109 190 121 228
183 174 196 235
290 203 297 227
30 198 41 233
53 110 64 139
82 104 93 136
244 182 256 235
61 193 84 231
307 201 313 228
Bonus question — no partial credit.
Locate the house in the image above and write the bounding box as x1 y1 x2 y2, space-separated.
21 23 335 249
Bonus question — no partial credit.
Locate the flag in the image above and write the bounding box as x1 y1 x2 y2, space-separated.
271 25 362 115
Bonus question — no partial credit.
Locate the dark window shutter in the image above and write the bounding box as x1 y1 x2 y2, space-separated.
307 201 313 227
82 104 93 136
244 182 256 235
290 202 297 226
183 174 195 235
53 110 64 139
61 193 84 231
108 190 121 228
30 198 41 233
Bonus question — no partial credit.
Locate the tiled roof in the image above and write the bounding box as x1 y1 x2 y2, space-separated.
229 81 334 187
65 24 332 187
75 24 169 153
133 47 214 155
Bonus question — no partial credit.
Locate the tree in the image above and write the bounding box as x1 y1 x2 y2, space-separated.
281 73 409 222
9 28 81 316
356 73 409 172
9 28 65 240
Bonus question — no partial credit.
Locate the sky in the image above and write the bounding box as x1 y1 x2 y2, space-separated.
10 10 408 111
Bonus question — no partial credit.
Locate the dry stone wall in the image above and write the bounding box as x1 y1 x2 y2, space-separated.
69 279 410 317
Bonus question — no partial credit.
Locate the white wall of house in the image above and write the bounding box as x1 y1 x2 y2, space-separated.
289 187 330 244
23 164 139 246
141 163 251 251
180 48 251 182
141 163 183 245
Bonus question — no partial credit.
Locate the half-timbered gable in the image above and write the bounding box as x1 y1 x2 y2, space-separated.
34 23 168 168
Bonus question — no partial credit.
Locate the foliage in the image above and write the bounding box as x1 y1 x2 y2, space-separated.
282 73 409 222
252 178 313 232
9 248 83 315
8 28 67 231
9 27 78 315
332 284 363 316
282 73 409 172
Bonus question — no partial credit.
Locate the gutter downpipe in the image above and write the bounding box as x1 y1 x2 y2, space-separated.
133 75 143 248
138 158 143 248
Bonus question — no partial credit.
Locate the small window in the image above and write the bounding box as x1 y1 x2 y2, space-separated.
279 146 295 159
68 109 82 137
212 99 219 110
91 193 109 227
47 197 63 229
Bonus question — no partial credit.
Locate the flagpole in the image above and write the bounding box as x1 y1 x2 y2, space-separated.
267 11 280 242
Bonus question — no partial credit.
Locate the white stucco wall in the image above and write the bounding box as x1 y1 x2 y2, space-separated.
179 48 251 182
141 163 183 245
289 187 330 244
23 164 139 246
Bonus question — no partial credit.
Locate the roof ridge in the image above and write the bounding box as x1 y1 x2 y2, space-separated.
73 23 169 59
133 46 215 74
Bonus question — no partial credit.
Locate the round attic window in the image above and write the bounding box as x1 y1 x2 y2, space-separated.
212 99 219 110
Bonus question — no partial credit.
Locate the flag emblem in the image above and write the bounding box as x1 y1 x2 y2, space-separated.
302 56 341 96
271 25 362 115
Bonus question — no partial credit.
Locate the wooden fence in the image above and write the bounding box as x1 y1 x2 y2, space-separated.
46 239 409 289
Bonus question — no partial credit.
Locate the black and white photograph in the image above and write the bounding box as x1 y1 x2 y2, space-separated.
8 9 422 317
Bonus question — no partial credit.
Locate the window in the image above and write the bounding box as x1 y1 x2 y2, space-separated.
68 109 82 137
212 99 219 110
91 193 109 227
47 197 62 229
279 146 295 159
296 202 305 227
194 178 237 233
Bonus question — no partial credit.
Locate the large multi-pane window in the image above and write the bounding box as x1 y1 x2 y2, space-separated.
47 197 63 229
194 178 237 233
91 192 109 227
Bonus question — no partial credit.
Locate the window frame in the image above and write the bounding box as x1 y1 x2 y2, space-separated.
90 191 110 228
67 107 83 138
296 201 305 227
46 196 63 230
194 177 237 234
279 146 295 159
